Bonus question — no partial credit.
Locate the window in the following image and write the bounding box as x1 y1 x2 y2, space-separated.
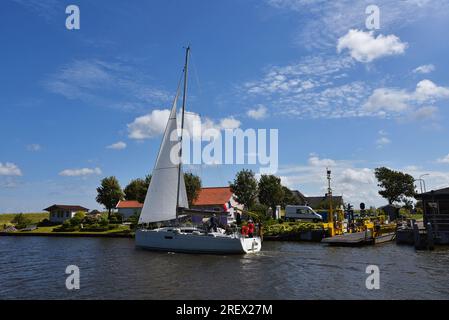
66 211 70 218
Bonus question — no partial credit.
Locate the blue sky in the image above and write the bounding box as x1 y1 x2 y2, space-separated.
2 0 449 212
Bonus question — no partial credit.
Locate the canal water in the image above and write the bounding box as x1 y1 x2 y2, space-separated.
1 236 448 299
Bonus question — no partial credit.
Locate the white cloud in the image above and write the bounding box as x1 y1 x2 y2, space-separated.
12 0 60 20
218 117 241 129
308 155 336 167
45 59 170 112
363 88 409 113
376 136 391 147
247 105 268 120
0 162 23 176
437 154 449 164
26 144 41 152
277 156 449 207
106 141 127 150
127 109 241 140
337 29 407 63
413 64 435 74
244 55 353 96
363 80 449 117
376 130 391 148
340 168 375 184
414 79 449 101
241 55 374 119
127 109 171 139
278 157 381 206
266 0 449 50
59 167 102 177
409 106 438 120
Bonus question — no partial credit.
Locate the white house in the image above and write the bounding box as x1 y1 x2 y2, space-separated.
44 204 89 223
115 200 143 219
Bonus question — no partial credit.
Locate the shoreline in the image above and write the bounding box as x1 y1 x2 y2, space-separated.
0 231 133 238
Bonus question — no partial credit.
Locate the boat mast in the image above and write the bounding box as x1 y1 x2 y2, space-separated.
176 46 190 222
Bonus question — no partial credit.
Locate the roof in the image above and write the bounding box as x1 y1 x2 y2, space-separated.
292 190 307 202
43 205 89 212
116 200 143 209
416 187 449 199
193 187 233 206
379 204 401 209
304 195 343 209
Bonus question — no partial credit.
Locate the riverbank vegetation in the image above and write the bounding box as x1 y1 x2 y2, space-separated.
0 211 134 236
0 213 47 227
264 221 324 237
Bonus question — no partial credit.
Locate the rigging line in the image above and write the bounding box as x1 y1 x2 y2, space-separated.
190 51 203 97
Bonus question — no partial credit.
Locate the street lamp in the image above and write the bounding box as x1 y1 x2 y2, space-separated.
416 174 430 193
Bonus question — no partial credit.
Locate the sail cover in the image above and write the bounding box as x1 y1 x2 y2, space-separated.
138 93 189 224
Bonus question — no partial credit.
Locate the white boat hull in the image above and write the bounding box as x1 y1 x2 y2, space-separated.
135 227 261 254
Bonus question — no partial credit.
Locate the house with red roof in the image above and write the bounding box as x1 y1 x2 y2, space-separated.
44 204 89 223
115 200 143 219
192 187 243 224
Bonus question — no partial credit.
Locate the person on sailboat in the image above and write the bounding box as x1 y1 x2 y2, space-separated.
209 214 218 232
247 219 255 238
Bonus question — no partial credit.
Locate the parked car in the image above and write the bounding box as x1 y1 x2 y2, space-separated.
285 205 323 222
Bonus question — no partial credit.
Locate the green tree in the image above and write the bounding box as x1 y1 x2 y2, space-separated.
258 174 285 212
229 169 258 209
280 186 301 208
96 176 124 219
11 213 32 229
124 175 152 203
124 179 146 203
184 172 202 207
374 167 416 205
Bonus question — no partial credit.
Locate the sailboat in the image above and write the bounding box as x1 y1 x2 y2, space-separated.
135 47 262 254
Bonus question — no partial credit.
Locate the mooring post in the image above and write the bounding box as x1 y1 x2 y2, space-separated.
413 222 420 250
426 222 434 250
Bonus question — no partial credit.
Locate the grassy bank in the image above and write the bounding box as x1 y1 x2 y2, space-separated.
1 224 133 238
0 212 48 226
0 212 134 237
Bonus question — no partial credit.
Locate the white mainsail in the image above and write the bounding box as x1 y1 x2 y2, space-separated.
138 92 189 224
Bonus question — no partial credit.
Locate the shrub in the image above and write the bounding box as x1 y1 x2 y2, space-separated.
264 221 324 236
99 218 109 227
54 220 78 232
82 215 100 225
109 213 123 224
70 216 83 226
11 213 32 229
37 218 59 227
74 211 86 219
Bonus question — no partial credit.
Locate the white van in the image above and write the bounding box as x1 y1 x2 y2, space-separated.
285 205 323 222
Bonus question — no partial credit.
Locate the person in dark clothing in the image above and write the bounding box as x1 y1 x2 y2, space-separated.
236 212 242 226
257 221 263 241
209 214 218 232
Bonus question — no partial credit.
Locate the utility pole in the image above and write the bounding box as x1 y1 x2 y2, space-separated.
327 168 333 225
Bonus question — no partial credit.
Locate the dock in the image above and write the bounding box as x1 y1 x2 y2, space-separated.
321 231 395 247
